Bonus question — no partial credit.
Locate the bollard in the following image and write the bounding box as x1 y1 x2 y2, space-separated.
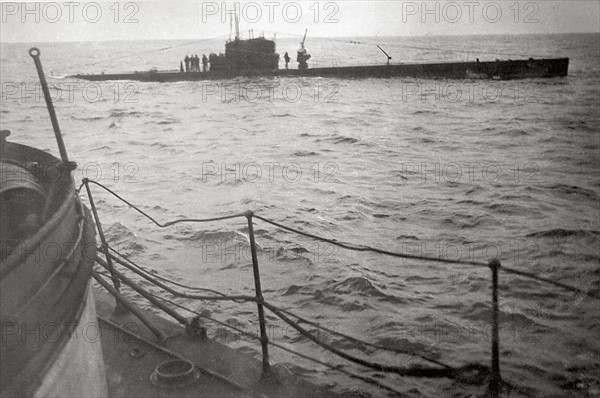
245 211 270 375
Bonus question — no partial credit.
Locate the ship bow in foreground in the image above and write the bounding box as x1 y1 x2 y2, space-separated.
0 130 107 397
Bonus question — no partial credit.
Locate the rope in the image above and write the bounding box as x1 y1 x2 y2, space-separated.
254 215 600 300
96 255 253 303
95 262 484 386
142 287 406 396
82 179 247 226
80 180 600 301
63 26 557 76
94 270 487 394
108 247 246 299
94 256 477 389
253 214 488 267
499 267 598 299
263 301 488 383
385 44 555 60
267 303 450 369
82 180 595 397
93 267 481 383
265 30 556 62
95 269 256 339
97 256 480 382
280 33 555 60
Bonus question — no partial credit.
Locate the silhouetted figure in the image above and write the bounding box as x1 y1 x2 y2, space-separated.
202 54 208 72
284 52 290 69
180 61 184 72
184 55 190 72
494 59 502 79
194 54 199 72
297 47 311 70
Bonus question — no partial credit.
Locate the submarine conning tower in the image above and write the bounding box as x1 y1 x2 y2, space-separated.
224 37 280 72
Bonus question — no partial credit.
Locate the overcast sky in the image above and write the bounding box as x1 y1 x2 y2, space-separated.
1 1 599 42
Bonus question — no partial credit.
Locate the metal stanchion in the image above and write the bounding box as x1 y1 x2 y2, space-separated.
488 259 501 397
246 211 270 375
29 47 69 163
92 270 166 341
84 179 126 313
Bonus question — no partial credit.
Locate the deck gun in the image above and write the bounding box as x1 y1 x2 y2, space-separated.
297 28 311 70
377 45 392 65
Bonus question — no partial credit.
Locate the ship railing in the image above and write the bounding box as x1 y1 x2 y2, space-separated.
81 179 599 398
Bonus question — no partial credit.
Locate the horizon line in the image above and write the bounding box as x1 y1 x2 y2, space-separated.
1 30 598 45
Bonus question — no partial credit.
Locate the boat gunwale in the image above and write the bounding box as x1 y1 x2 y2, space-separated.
0 142 77 279
0 205 97 396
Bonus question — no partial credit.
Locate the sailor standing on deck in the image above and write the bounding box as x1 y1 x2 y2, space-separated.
184 55 190 72
202 54 208 72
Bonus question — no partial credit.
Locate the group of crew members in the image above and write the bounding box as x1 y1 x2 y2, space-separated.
180 50 304 72
182 54 208 72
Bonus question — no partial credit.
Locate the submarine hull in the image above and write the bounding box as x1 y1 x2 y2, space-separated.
71 58 569 82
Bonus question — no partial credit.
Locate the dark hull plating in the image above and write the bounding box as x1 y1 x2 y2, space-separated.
72 58 569 82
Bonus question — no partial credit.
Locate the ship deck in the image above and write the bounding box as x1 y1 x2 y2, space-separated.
94 287 336 398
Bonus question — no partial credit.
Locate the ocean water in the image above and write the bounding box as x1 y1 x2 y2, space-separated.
1 33 599 397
